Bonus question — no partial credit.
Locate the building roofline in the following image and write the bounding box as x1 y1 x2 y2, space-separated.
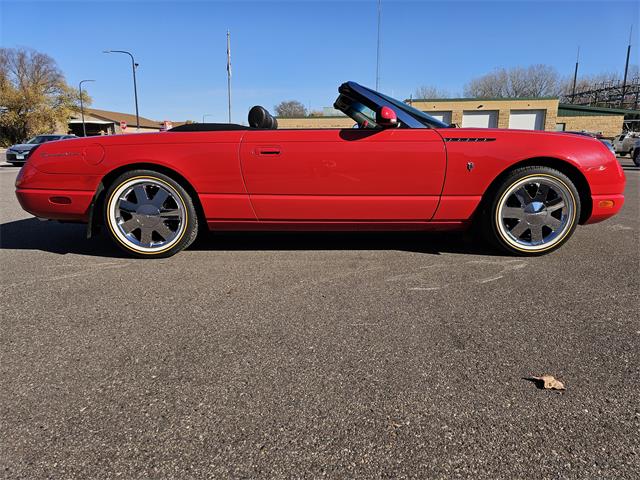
406 97 559 102
557 104 640 116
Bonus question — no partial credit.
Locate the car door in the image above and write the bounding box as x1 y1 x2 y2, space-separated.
623 134 635 153
239 128 446 221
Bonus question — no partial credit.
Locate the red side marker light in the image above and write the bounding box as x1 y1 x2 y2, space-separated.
49 196 72 205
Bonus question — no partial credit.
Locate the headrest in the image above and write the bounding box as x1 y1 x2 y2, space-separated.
248 106 277 129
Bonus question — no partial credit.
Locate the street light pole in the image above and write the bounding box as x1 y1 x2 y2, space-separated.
103 50 140 130
78 79 95 137
202 114 214 123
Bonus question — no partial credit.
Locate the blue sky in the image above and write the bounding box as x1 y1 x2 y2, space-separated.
1 0 637 123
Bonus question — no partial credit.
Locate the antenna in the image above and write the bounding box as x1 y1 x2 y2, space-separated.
621 25 633 108
571 46 580 102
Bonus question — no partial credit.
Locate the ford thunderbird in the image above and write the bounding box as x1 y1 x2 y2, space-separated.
15 82 626 258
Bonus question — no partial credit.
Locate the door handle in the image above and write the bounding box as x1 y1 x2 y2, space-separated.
256 145 281 156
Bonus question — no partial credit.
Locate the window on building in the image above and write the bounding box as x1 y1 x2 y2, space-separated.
555 123 566 131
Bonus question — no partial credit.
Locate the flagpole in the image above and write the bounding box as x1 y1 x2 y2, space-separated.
375 0 381 90
227 30 232 123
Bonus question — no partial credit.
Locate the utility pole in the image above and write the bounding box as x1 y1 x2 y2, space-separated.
621 25 633 108
570 46 580 103
227 30 232 123
78 79 95 137
375 0 381 90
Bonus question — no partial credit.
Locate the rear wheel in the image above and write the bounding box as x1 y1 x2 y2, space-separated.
632 148 640 167
104 170 198 258
482 166 581 255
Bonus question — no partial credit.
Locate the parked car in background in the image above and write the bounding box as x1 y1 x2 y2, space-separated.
631 138 640 167
613 132 638 156
600 139 616 155
6 134 76 165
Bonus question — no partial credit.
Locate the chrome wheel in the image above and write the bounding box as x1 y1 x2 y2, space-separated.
108 177 186 253
496 175 576 252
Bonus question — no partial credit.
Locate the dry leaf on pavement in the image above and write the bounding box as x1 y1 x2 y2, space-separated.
528 375 566 391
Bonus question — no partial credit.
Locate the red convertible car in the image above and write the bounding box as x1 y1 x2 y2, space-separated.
16 82 625 258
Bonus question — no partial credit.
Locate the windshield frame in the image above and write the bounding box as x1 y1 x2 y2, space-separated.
360 85 450 129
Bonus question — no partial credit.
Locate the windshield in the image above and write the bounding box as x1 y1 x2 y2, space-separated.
27 135 61 144
334 95 379 129
362 86 450 128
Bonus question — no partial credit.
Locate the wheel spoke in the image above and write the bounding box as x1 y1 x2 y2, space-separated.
133 185 148 204
514 187 532 206
502 206 525 219
119 200 137 213
530 225 544 243
151 189 169 208
119 218 138 234
159 209 180 218
546 198 565 212
155 222 174 241
509 220 529 238
545 216 562 230
534 184 550 202
139 227 153 246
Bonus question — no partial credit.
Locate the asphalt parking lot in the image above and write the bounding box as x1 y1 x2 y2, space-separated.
1 158 638 479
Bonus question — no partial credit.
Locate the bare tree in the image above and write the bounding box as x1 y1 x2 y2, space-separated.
413 85 449 99
0 47 87 145
464 65 562 98
274 100 307 118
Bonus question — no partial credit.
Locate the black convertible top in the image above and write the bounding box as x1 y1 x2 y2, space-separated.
169 123 249 132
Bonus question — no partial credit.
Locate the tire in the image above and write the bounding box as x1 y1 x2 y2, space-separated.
103 169 198 258
632 149 640 167
481 166 581 256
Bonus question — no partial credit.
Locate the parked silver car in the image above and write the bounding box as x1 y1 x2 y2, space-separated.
5 134 76 165
631 137 640 166
612 132 639 157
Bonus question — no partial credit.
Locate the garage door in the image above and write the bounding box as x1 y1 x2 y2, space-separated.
426 111 452 124
462 110 498 128
509 110 546 130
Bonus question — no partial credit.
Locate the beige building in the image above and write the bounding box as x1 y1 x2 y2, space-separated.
410 97 559 131
556 105 632 138
277 116 354 129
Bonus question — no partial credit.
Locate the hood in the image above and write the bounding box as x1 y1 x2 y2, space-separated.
8 143 37 151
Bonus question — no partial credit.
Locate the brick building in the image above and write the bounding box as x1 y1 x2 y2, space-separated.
278 97 631 138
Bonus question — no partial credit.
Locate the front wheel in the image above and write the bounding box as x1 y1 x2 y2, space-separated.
632 149 640 167
481 166 581 256
104 170 199 258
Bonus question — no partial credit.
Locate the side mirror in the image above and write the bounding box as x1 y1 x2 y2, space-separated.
376 106 398 128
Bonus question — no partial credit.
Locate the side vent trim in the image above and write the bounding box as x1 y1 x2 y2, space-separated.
443 137 496 142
